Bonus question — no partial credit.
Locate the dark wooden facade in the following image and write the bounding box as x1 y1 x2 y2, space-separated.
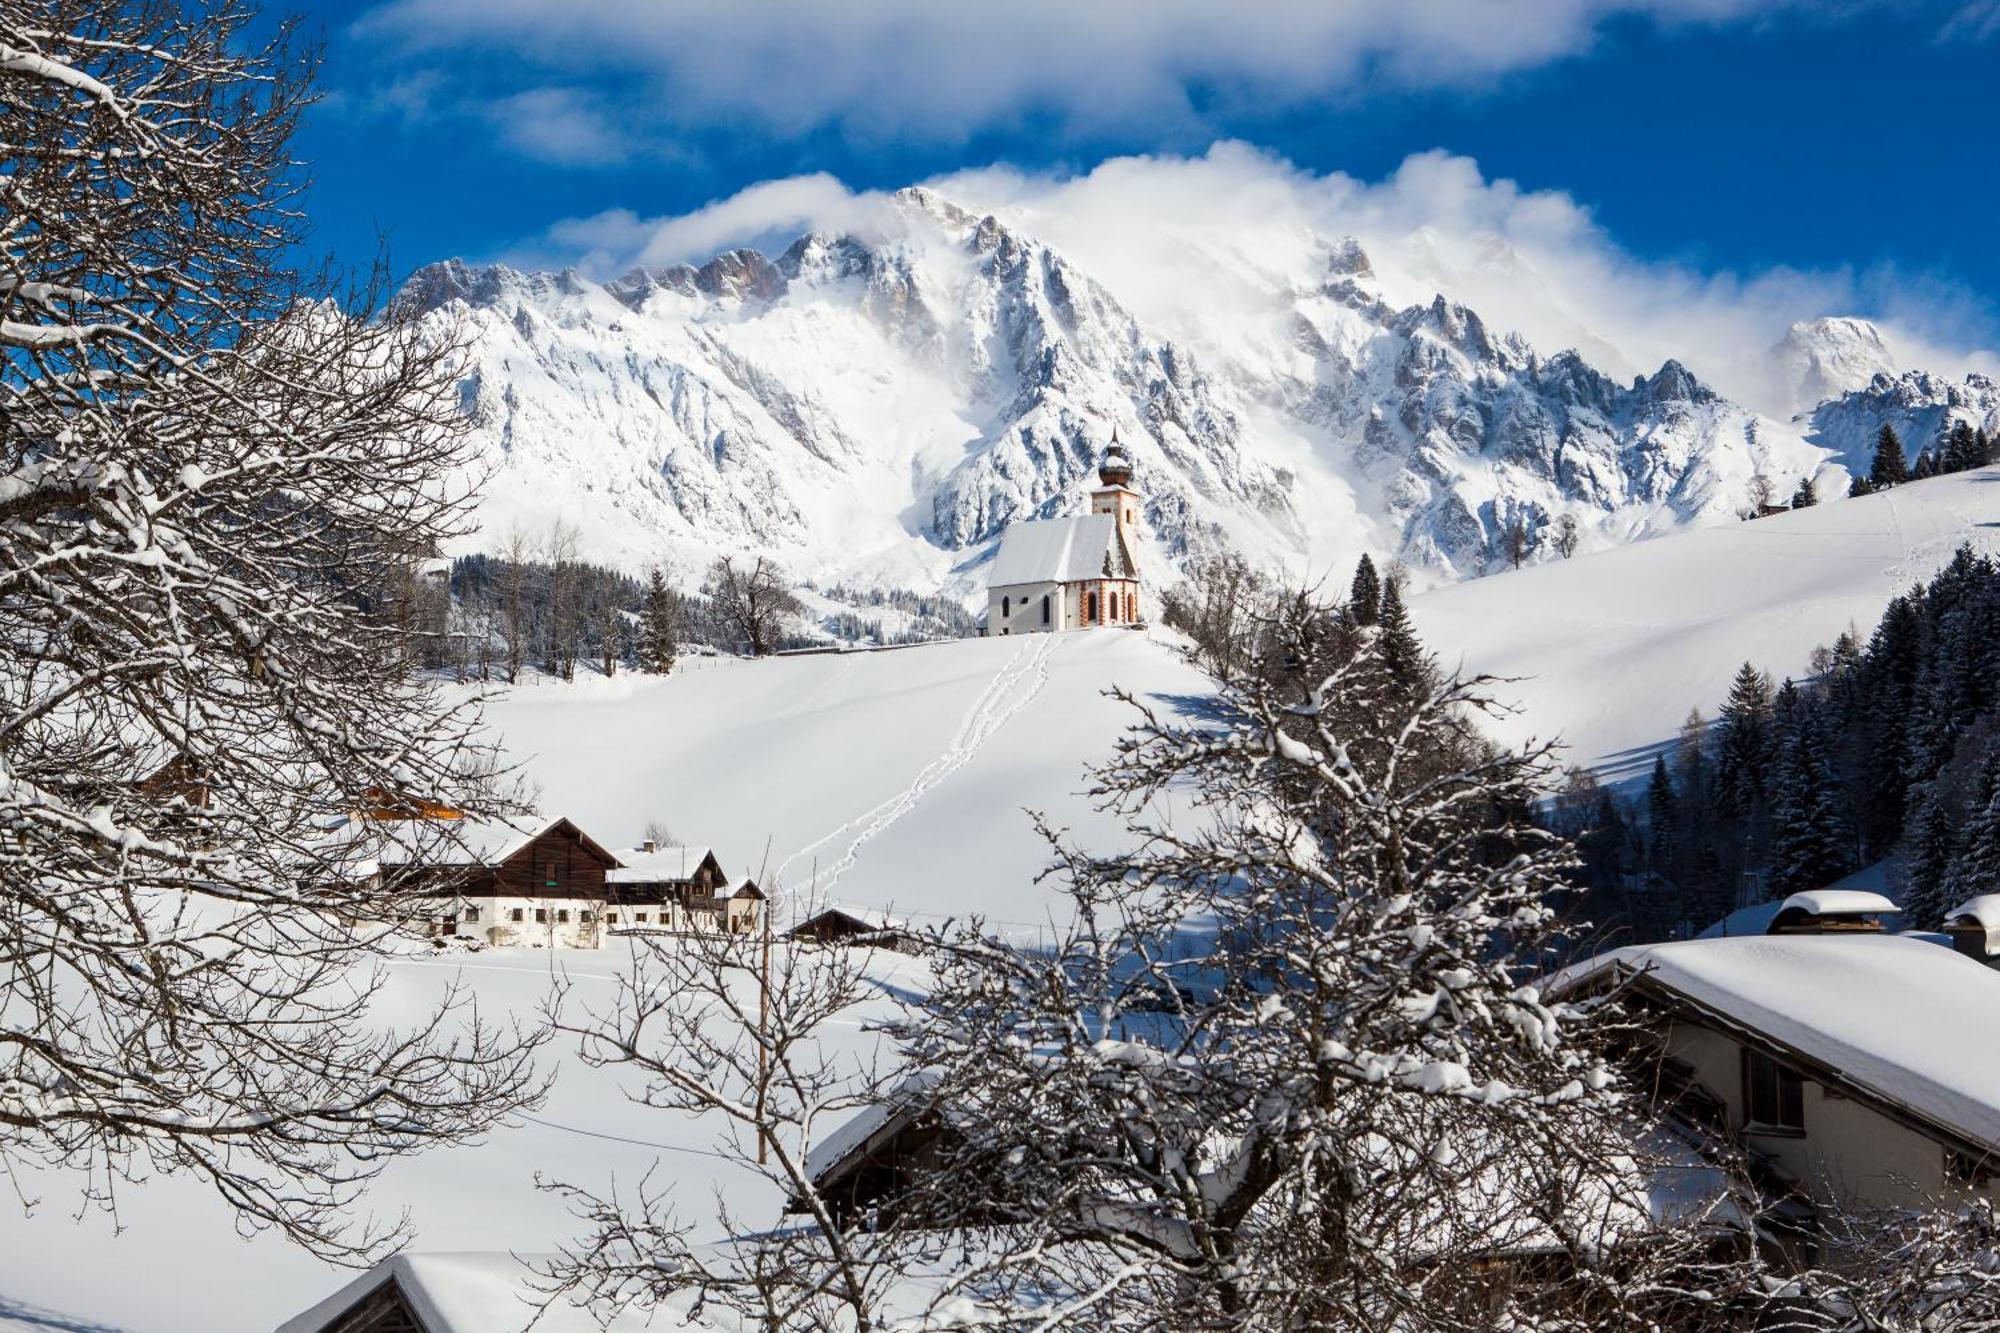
302 1275 429 1333
400 818 620 900
790 907 922 953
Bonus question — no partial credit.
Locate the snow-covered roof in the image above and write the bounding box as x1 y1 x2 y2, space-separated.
987 514 1118 587
605 845 718 884
1561 933 2000 1151
803 1071 942 1184
276 1251 701 1333
1777 888 1898 918
794 903 910 934
1947 894 2000 932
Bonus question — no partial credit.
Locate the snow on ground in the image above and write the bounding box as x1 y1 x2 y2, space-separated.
0 941 934 1333
1410 466 2000 784
0 630 1211 1330
482 628 1216 943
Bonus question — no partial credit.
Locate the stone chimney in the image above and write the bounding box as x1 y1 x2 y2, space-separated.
641 838 658 855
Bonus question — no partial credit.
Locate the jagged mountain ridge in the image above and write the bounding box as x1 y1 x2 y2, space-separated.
402 187 1843 597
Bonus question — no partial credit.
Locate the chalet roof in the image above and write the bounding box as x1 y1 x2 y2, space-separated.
1557 933 2000 1153
605 844 720 884
1777 888 1898 919
791 904 910 935
803 1070 942 1185
987 513 1121 587
276 1251 704 1333
1946 894 2000 952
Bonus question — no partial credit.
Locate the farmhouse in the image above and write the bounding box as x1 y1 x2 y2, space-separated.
985 438 1142 635
789 905 922 953
1556 904 2000 1217
379 815 623 949
606 841 764 934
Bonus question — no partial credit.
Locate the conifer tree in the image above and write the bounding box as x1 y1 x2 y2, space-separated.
1940 753 2000 914
1791 474 1818 508
1903 790 1958 930
1869 423 1911 488
1646 753 1677 875
1375 578 1431 694
1913 448 1939 481
1848 474 1873 498
638 567 680 674
1943 421 1982 473
1348 554 1381 626
1767 700 1854 898
1715 662 1775 818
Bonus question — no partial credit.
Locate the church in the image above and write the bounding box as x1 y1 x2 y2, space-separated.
985 439 1142 635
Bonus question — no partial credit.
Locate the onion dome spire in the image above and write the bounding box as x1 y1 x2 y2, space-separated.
1098 428 1133 488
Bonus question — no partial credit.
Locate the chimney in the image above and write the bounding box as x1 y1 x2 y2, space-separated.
641 838 657 855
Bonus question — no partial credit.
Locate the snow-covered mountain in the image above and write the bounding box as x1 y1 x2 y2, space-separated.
402 187 1845 596
1805 367 2000 475
1771 316 1899 410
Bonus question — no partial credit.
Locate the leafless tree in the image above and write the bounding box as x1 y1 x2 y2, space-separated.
499 525 533 683
1554 513 1581 559
544 518 582 679
539 928 919 1330
0 0 544 1262
1503 515 1532 569
1158 550 1274 679
548 597 1769 1329
707 554 802 657
1748 473 1774 513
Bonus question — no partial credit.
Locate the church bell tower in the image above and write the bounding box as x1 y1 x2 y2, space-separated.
1089 432 1141 540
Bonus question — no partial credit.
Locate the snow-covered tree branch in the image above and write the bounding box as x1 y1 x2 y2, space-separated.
0 0 544 1263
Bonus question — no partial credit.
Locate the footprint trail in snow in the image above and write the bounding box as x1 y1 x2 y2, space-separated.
774 633 1060 899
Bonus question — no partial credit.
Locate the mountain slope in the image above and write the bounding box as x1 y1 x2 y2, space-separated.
1410 465 2000 780
406 188 1838 596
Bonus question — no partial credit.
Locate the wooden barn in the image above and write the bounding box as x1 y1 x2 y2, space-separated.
789 906 922 953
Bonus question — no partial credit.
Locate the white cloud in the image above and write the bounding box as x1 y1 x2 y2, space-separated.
522 144 1997 415
482 88 631 166
356 0 1830 145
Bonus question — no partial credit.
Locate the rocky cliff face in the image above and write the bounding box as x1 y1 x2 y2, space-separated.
1806 369 2000 475
403 187 1840 597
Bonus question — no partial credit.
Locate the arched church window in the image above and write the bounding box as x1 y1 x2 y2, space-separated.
1002 596 1010 617
1087 591 1098 623
1041 594 1050 624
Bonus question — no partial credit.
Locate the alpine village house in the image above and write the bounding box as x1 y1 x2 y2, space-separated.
352 802 763 949
986 437 1143 635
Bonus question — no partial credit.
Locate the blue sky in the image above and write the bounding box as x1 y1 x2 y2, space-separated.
296 0 2000 357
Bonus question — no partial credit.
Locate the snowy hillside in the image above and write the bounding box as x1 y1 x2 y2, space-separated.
1411 465 2000 781
407 187 1842 597
483 629 1214 938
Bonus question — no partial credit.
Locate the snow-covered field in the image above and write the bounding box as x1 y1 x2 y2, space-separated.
482 628 1215 940
10 471 1996 1330
0 629 1211 1332
1411 465 2000 784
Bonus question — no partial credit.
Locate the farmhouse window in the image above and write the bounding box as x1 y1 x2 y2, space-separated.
535 907 548 924
510 908 524 923
636 911 649 923
556 909 569 923
605 911 618 924
1743 1049 1805 1133
463 906 479 923
543 860 558 889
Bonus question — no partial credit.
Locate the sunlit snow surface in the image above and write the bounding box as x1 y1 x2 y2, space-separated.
1412 466 2000 784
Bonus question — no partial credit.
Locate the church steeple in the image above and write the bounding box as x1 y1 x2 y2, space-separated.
1097 429 1134 490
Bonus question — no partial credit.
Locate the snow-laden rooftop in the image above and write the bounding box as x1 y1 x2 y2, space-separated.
1566 933 2000 1150
276 1251 706 1333
605 844 718 884
1948 894 2000 932
1777 888 1898 918
987 514 1116 587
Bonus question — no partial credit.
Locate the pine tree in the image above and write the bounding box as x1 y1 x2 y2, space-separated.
638 567 680 674
1870 423 1911 488
1913 448 1939 481
1791 474 1819 508
1943 421 1982 473
1348 554 1381 627
1646 753 1678 875
1715 662 1775 819
1767 700 1855 898
1374 578 1431 694
1940 753 2000 915
1848 474 1874 498
1903 789 1958 930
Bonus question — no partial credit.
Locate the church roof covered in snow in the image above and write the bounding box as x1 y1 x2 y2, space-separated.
987 513 1124 587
